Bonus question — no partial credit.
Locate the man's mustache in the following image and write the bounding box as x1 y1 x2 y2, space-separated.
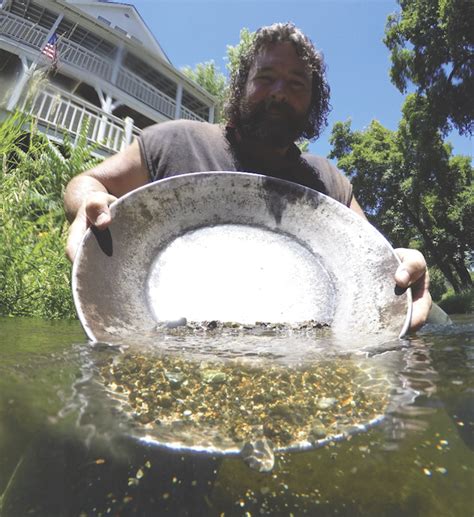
255 100 296 118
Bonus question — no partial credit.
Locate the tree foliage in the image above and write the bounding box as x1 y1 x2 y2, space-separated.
225 28 256 75
182 61 227 122
384 0 474 135
181 28 255 124
329 98 473 292
330 0 473 294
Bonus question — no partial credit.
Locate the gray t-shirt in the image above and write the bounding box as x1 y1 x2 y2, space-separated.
138 120 353 206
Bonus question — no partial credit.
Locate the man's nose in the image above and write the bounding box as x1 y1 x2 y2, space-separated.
269 79 288 102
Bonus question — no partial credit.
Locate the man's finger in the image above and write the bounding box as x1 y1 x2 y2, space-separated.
394 248 427 288
84 192 117 230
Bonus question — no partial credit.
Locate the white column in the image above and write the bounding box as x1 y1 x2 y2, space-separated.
6 56 34 111
96 89 114 143
122 116 134 149
6 13 64 111
111 44 124 85
101 93 114 113
208 104 215 123
174 82 183 119
96 87 106 109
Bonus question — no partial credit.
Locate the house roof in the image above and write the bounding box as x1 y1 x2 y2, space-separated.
66 0 171 64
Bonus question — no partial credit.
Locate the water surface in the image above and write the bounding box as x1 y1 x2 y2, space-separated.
0 316 473 516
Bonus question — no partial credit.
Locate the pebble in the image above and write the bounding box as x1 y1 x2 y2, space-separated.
200 369 227 384
100 349 390 457
317 397 337 409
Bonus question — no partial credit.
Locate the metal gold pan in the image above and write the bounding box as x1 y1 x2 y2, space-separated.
72 172 411 343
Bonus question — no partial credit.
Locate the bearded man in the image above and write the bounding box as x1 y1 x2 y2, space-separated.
64 22 431 330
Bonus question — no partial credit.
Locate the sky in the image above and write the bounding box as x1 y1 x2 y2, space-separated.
132 0 472 160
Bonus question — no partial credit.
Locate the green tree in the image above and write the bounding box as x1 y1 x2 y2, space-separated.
181 61 227 122
225 28 256 75
396 94 473 291
329 101 473 292
330 0 473 293
181 28 255 123
384 0 474 135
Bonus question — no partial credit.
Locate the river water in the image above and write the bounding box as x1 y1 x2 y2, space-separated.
0 315 473 516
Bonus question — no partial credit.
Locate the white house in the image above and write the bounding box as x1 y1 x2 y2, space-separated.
0 0 216 155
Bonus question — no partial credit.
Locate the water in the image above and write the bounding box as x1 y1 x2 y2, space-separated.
0 315 473 516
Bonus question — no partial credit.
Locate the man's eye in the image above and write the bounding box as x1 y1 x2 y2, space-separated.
256 75 273 82
290 81 306 89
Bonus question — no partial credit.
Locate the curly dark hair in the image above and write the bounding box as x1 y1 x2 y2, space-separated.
225 22 331 141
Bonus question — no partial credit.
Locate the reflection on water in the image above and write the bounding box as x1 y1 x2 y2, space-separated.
0 316 473 516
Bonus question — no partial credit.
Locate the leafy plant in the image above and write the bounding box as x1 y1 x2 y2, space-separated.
428 266 448 302
385 0 473 136
438 289 474 314
182 61 227 122
0 112 101 318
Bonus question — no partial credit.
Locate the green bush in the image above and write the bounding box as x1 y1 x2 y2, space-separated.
0 112 101 318
438 289 474 315
428 266 448 302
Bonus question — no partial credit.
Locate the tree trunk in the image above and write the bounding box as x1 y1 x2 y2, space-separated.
453 258 473 292
402 199 463 291
431 257 462 292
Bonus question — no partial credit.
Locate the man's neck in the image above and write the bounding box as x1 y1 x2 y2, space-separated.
226 125 299 167
242 138 290 158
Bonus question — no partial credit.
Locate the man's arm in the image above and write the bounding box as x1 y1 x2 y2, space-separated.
64 140 149 261
349 196 432 331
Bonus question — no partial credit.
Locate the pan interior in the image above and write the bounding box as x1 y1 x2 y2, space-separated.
146 224 336 325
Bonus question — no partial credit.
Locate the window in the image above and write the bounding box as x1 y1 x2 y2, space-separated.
114 25 127 36
98 16 111 26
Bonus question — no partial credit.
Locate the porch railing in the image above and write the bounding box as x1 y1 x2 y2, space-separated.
24 86 141 153
0 10 208 122
0 9 47 50
181 105 206 122
0 10 113 82
116 67 177 120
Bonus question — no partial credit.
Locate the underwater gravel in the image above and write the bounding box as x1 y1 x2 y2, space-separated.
99 321 391 449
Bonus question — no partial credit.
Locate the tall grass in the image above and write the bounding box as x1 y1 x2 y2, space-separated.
0 112 101 318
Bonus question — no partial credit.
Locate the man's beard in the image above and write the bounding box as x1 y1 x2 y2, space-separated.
237 99 308 148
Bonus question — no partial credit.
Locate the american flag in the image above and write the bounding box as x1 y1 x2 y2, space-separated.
41 33 59 63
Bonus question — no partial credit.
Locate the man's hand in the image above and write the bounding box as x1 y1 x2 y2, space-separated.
66 191 117 262
394 248 432 331
63 140 150 262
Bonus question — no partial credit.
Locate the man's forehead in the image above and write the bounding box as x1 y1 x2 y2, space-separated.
251 41 311 76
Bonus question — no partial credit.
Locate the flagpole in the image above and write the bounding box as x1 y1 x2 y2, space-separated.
6 13 64 111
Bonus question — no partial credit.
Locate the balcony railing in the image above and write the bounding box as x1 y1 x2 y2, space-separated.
56 39 113 82
0 9 47 49
181 105 206 122
0 10 208 122
0 10 114 82
116 67 176 120
24 86 141 153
